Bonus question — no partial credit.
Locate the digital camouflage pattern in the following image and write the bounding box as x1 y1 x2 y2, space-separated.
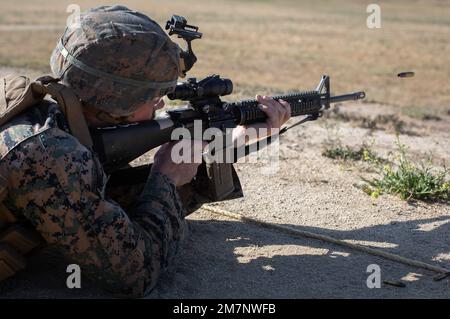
0 101 187 297
50 5 180 117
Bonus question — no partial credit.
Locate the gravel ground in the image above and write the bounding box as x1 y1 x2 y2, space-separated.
1 66 449 298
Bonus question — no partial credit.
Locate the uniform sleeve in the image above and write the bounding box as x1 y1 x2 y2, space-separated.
4 128 187 297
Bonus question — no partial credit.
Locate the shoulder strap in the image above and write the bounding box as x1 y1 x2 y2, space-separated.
33 76 93 149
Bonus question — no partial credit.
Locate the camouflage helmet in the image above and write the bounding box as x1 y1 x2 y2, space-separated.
50 5 180 117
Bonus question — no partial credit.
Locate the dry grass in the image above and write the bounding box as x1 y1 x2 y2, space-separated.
0 0 449 111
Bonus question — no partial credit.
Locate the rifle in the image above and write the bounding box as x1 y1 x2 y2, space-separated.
92 74 365 205
90 15 366 211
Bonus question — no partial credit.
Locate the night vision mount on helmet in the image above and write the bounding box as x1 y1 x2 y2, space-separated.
166 15 203 78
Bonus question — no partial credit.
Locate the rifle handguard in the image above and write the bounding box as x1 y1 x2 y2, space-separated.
224 90 324 125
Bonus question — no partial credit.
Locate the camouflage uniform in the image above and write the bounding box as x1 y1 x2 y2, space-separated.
0 6 188 297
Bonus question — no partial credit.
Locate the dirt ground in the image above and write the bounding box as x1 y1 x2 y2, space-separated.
0 66 449 299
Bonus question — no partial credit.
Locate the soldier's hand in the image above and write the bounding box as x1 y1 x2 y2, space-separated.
232 95 291 143
256 95 291 130
151 140 206 187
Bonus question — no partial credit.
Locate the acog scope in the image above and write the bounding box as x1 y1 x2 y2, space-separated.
168 75 233 101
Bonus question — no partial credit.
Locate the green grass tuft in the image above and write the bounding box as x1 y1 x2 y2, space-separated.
363 141 450 202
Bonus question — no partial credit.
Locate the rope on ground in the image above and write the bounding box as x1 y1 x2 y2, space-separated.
202 204 450 275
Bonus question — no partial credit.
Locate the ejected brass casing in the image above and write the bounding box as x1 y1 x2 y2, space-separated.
397 72 415 78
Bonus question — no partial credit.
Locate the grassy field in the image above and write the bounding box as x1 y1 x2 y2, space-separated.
0 0 449 114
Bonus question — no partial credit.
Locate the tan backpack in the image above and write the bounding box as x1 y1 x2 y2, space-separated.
0 74 93 283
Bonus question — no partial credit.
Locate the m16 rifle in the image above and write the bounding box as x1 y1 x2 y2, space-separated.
90 15 366 210
92 74 365 204
92 74 365 169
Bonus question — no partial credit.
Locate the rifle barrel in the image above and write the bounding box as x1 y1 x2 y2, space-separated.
329 91 365 104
